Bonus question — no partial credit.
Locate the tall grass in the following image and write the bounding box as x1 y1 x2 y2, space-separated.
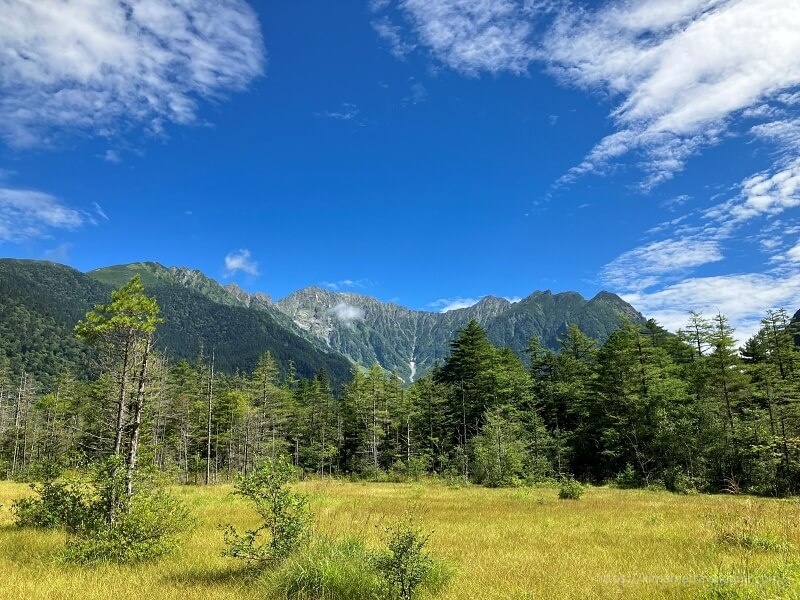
2 480 799 599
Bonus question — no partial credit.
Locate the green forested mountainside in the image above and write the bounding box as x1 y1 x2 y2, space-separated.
0 260 353 389
274 286 644 381
91 262 332 353
0 260 106 383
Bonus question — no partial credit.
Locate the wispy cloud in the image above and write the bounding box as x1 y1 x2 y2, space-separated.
390 0 800 188
316 103 362 122
544 0 800 186
42 242 72 262
403 81 428 105
321 278 371 291
372 16 417 59
224 249 259 277
601 238 724 293
102 150 122 164
400 0 538 75
93 202 109 221
0 0 265 147
328 302 366 326
0 187 87 243
428 297 481 312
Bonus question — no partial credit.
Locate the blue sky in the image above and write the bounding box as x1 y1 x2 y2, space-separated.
1 0 800 341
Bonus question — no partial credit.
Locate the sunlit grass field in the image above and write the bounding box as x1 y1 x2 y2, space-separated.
2 480 799 599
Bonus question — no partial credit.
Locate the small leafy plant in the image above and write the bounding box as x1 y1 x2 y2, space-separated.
558 476 584 500
374 517 435 600
222 455 312 566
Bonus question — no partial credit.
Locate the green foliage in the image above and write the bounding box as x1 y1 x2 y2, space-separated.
12 475 91 530
374 517 436 600
222 456 312 566
12 457 192 563
75 275 162 344
614 464 641 489
558 477 584 500
471 408 529 487
65 481 193 563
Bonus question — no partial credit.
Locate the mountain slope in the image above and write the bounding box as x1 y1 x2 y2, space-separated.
89 263 353 385
0 259 107 384
274 287 645 381
0 260 353 388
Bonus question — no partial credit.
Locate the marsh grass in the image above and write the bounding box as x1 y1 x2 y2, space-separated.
2 480 800 599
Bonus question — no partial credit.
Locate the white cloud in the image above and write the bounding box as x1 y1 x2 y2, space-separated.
93 202 109 221
544 0 800 184
328 302 366 325
727 157 800 222
624 272 800 344
0 187 86 243
429 297 481 312
370 0 392 12
394 0 800 186
601 238 724 292
400 0 537 75
0 0 265 147
224 249 259 277
102 149 122 164
43 242 73 262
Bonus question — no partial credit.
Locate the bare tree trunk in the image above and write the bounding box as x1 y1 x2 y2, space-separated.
114 336 133 455
205 352 214 485
126 339 151 500
11 371 26 476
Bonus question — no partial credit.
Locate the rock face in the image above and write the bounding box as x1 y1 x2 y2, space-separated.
274 287 645 382
84 261 647 383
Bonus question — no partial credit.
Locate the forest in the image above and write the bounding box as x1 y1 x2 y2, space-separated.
2 275 798 497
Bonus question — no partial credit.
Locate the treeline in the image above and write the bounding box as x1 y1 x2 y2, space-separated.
1 289 799 495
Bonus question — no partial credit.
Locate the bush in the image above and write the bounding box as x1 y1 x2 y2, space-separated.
13 456 192 563
65 485 193 563
558 477 584 500
13 478 91 530
374 517 435 600
222 455 312 567
266 532 452 600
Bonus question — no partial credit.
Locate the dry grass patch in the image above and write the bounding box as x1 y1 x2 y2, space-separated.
1 480 799 599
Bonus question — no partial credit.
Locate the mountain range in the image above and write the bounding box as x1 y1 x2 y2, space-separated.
0 259 645 387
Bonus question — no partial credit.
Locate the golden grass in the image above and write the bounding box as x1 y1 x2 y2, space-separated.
1 480 799 599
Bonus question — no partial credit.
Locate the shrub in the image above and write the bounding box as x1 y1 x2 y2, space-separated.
13 456 192 563
558 477 584 500
13 478 91 530
65 485 193 563
374 517 435 600
222 455 312 567
266 532 452 600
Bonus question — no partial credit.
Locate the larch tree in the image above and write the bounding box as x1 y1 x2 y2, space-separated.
75 275 162 515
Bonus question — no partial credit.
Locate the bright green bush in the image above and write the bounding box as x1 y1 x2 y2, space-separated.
374 517 442 600
65 485 193 563
222 455 312 566
558 477 584 500
13 457 192 563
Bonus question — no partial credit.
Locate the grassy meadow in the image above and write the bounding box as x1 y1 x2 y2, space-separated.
1 480 799 599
